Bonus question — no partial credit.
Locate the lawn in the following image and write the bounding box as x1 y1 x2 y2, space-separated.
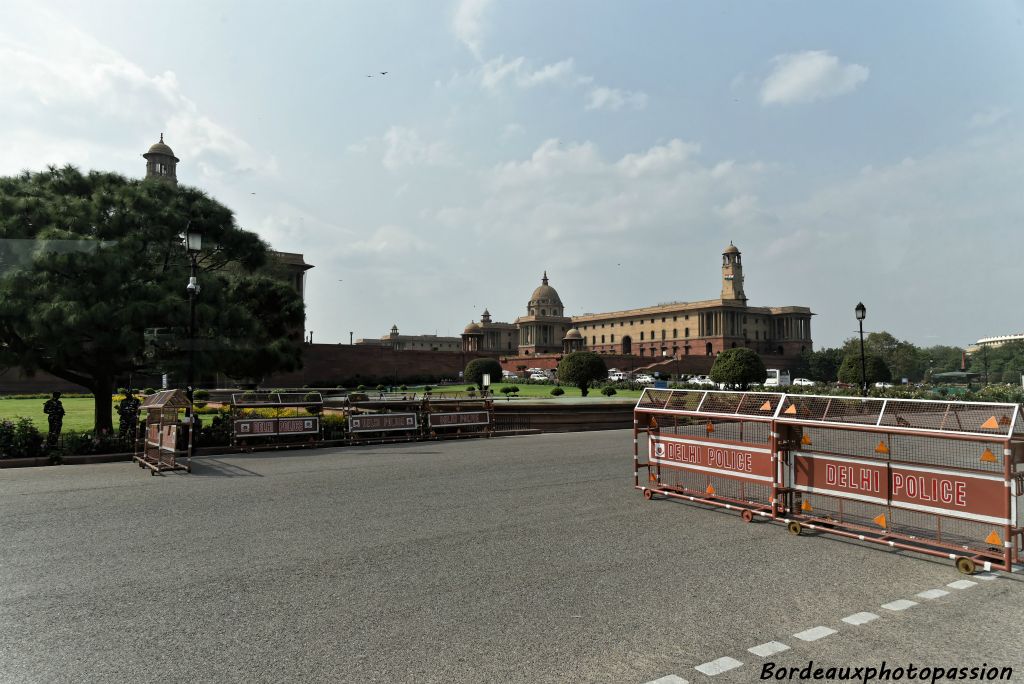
0 397 106 432
433 382 645 399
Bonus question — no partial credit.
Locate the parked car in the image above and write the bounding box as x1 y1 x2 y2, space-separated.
688 375 716 386
502 370 518 379
608 370 629 381
529 373 549 381
634 374 656 385
875 382 894 388
792 377 816 386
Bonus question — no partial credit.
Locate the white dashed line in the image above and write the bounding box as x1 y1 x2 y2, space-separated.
644 676 687 684
695 657 743 676
748 641 790 657
794 626 837 642
916 589 949 600
841 612 879 626
948 579 977 589
881 599 918 611
974 572 998 581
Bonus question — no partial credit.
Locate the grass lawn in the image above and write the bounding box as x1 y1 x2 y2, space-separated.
0 397 107 432
434 382 644 399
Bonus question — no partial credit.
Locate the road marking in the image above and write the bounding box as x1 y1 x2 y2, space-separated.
645 676 687 684
916 589 949 600
881 599 918 611
841 612 879 626
794 626 837 642
947 579 977 589
748 641 790 657
974 572 998 581
695 657 743 676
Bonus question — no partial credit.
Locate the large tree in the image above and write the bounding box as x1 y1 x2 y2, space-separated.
837 353 891 386
556 352 607 397
709 348 767 389
0 166 304 433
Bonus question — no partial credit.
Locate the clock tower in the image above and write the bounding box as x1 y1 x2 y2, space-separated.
721 242 746 302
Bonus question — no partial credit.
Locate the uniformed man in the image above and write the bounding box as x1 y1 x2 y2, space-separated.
117 389 141 443
42 391 65 448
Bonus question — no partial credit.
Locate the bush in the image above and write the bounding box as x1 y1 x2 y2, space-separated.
59 430 125 456
199 414 232 447
601 386 617 397
710 348 767 389
357 385 366 391
550 387 565 396
0 417 46 459
193 389 210 400
400 385 408 391
303 391 323 415
500 386 516 396
142 387 156 395
557 352 607 397
376 384 385 391
464 358 504 390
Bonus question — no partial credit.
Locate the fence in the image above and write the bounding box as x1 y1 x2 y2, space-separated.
634 389 1024 574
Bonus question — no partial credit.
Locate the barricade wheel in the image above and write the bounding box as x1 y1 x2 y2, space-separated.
955 557 976 575
643 488 654 500
787 521 802 536
741 510 754 523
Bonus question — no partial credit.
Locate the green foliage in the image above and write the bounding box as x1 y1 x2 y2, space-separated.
376 384 385 391
0 417 46 459
303 391 323 415
357 385 366 391
142 387 157 395
58 430 125 456
193 389 210 400
804 348 844 382
550 386 565 396
838 353 892 385
710 348 767 389
464 358 504 390
399 385 407 391
601 386 617 397
556 352 607 397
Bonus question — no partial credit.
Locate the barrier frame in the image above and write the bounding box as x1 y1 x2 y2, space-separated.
134 389 192 475
230 391 324 449
634 388 1024 573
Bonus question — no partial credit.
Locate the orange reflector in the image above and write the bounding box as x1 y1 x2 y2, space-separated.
981 416 999 430
801 434 812 446
801 499 812 512
874 440 890 455
760 401 772 411
980 448 998 463
784 404 797 415
706 484 715 496
986 531 1002 546
649 473 657 482
706 421 714 433
649 416 659 429
873 514 887 528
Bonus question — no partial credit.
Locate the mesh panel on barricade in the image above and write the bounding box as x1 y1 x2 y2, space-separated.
637 389 784 418
657 468 771 508
658 415 770 445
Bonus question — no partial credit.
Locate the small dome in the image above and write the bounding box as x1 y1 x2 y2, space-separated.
463 321 482 333
529 271 563 308
564 328 582 340
143 133 178 160
723 242 740 254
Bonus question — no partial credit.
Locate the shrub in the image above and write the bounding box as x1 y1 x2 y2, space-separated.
0 418 46 459
376 384 385 391
193 389 210 400
710 348 767 389
400 385 408 391
199 414 232 447
601 386 617 396
550 386 565 396
556 352 607 397
59 430 125 456
303 392 324 415
500 386 515 396
464 358 503 390
142 387 156 395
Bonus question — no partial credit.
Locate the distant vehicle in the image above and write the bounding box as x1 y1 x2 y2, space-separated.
764 369 792 387
502 370 518 380
608 370 629 381
634 374 656 385
529 373 549 381
526 367 544 374
792 377 816 386
875 381 894 388
688 375 716 387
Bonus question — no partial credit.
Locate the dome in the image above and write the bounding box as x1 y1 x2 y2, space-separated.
143 134 179 160
723 242 740 254
463 321 482 334
563 328 582 340
529 271 563 307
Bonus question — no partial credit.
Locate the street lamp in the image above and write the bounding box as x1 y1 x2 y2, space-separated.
855 302 867 397
185 227 202 414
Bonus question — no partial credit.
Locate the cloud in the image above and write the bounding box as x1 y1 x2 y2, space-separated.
381 126 452 171
585 87 648 112
0 6 275 180
477 55 579 90
452 0 493 61
968 106 1009 129
760 50 869 106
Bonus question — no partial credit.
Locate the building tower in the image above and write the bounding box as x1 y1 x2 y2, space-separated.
720 242 746 302
515 272 572 355
142 133 179 185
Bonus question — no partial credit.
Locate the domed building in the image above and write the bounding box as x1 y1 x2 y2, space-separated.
460 308 517 353
515 272 573 355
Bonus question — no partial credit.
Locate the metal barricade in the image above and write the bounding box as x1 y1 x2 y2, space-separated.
634 389 1024 573
230 391 323 448
345 396 422 444
134 389 192 475
423 396 494 439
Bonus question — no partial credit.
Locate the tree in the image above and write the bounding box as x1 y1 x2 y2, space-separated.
709 348 767 389
556 352 607 397
837 353 892 386
0 166 304 433
464 357 502 390
806 347 844 382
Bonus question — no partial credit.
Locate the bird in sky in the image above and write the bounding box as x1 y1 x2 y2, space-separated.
380 71 388 75
366 74 373 78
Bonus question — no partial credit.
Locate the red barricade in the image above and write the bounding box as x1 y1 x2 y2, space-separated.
635 389 1024 574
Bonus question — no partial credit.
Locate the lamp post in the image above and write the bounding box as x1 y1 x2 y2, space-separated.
185 228 202 414
855 302 867 397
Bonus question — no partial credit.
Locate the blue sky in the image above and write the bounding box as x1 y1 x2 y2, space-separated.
2 0 1022 348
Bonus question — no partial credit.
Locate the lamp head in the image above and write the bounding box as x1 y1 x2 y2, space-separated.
855 302 866 321
185 229 202 253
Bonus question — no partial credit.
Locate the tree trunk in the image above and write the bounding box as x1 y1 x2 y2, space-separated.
92 377 115 435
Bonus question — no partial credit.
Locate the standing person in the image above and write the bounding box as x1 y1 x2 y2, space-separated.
42 391 65 448
117 389 141 444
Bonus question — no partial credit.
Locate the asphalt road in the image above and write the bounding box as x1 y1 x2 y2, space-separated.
1 431 1021 683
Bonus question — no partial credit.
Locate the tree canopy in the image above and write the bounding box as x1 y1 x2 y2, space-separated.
837 353 892 386
464 357 502 390
556 352 607 396
709 348 767 389
0 166 304 433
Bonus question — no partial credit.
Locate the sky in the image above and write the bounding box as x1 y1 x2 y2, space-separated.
2 0 1023 349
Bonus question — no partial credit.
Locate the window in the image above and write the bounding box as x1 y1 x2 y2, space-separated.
661 330 666 340
661 317 666 322
673 328 677 338
611 334 615 343
592 336 596 344
685 327 689 338
601 335 605 343
640 331 644 340
651 331 655 341
541 309 546 316
673 316 677 321
620 322 624 327
685 315 689 320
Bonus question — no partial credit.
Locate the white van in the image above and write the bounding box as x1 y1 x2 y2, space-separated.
608 370 629 382
764 369 792 387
